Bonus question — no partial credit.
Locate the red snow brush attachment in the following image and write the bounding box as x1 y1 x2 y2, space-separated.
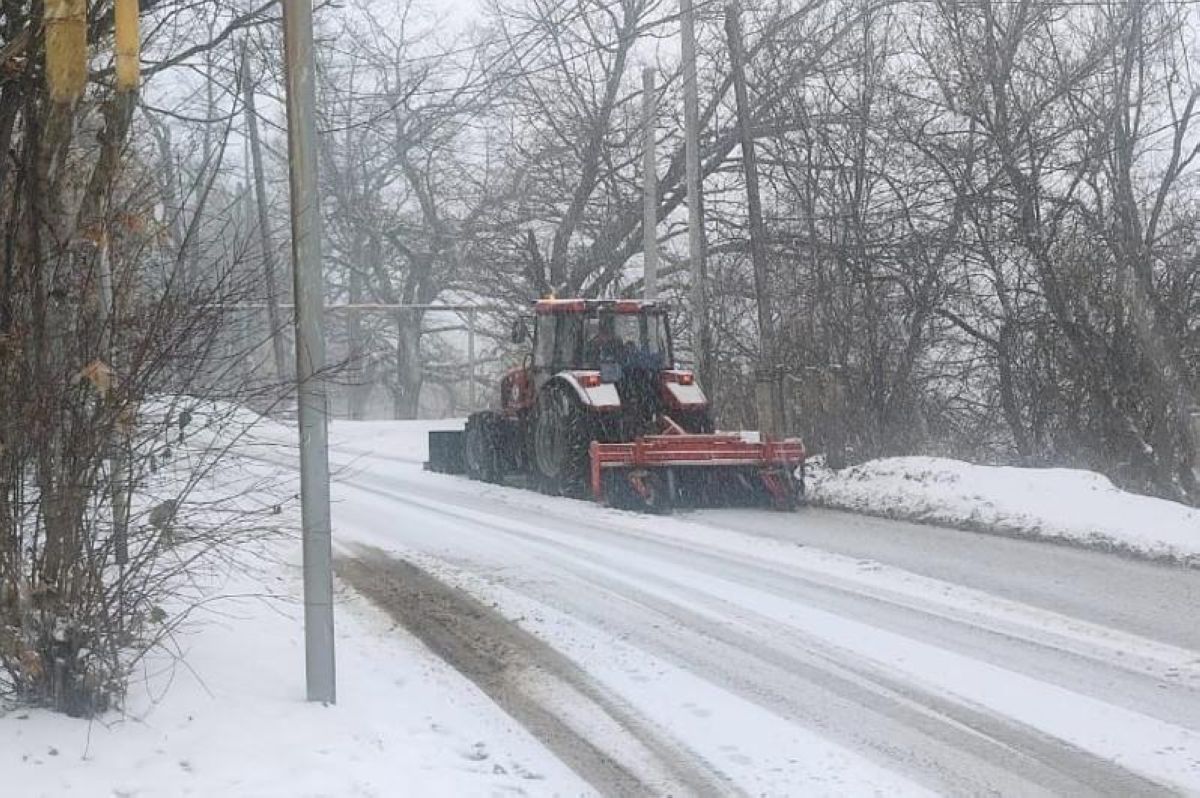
589 416 805 512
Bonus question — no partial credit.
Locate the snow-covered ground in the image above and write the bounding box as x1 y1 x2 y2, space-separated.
319 420 1200 794
809 456 1200 565
7 415 1200 796
2 553 584 797
2 426 587 798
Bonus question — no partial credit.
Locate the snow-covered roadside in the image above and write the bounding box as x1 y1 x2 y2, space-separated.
331 418 1200 567
2 434 587 798
808 456 1200 566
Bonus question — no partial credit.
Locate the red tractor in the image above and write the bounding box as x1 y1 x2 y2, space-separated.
427 299 805 511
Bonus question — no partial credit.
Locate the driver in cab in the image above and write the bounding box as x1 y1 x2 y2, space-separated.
586 316 627 364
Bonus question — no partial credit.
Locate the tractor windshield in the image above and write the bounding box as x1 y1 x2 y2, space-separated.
581 312 671 369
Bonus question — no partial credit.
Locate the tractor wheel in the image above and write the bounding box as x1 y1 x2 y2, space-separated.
533 383 591 496
464 414 500 483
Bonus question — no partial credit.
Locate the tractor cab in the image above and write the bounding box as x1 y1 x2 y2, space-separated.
515 298 705 437
505 299 689 423
528 299 672 377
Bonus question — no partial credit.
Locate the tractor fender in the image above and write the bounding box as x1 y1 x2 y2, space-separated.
662 379 708 410
550 371 621 411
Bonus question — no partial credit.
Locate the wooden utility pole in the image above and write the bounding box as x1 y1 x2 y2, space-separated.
725 4 783 438
680 0 708 382
241 42 288 382
642 67 659 302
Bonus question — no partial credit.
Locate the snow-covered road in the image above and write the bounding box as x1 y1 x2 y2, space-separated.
327 421 1200 796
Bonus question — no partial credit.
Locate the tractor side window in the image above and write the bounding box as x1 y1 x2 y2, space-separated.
614 315 640 347
554 315 583 368
535 316 555 369
648 314 672 366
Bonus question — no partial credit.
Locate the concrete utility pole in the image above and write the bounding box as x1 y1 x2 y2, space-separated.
724 5 773 347
1191 408 1200 484
642 67 659 302
680 0 708 381
725 4 784 439
467 309 477 410
346 123 366 420
347 269 365 419
282 0 335 704
241 41 288 383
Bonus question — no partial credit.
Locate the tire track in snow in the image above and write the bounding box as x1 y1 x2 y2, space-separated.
336 469 1196 795
343 477 1183 795
344 465 1200 705
336 547 739 798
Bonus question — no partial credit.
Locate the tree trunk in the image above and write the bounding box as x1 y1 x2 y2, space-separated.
392 312 422 420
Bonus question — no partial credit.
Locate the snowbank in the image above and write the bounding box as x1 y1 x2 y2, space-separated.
808 457 1200 566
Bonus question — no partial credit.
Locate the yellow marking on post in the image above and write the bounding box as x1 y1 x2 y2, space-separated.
44 0 87 103
114 0 140 92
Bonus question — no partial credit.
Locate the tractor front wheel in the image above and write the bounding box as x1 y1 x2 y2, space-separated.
533 384 591 496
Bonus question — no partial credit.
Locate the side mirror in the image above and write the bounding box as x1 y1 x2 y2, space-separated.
510 317 529 344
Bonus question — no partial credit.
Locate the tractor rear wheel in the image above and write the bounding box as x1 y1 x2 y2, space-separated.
533 384 591 496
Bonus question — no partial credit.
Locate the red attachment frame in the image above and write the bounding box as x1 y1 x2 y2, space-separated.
588 419 805 504
533 298 658 315
534 298 587 314
613 299 646 314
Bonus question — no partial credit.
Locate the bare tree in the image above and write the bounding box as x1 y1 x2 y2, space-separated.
0 0 290 714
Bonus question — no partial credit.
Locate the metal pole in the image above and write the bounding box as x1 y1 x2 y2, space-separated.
642 67 658 302
726 4 782 440
347 292 363 419
681 0 708 384
724 5 774 353
467 309 476 411
242 41 288 383
346 119 365 419
282 0 335 704
96 232 130 565
1191 408 1200 484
